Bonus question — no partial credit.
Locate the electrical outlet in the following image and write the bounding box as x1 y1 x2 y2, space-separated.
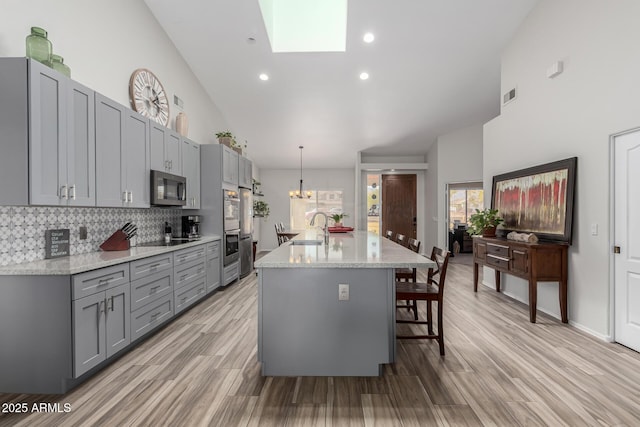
338 284 349 301
79 226 87 240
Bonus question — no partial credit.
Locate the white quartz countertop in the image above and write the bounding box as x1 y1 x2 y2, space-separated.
254 230 435 269
0 236 221 276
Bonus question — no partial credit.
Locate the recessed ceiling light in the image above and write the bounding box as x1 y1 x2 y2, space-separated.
363 32 375 43
259 73 269 81
359 72 369 80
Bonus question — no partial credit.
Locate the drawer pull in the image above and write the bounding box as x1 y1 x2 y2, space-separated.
150 312 160 320
180 274 188 281
150 286 160 294
149 263 161 270
181 296 187 303
98 278 112 286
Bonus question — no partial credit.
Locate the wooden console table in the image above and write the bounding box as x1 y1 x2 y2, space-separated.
472 236 568 323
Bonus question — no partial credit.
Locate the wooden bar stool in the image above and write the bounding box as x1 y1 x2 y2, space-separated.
396 247 451 355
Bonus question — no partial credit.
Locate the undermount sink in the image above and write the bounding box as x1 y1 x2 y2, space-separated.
290 240 323 246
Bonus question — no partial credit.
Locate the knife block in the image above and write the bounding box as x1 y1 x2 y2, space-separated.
100 230 130 251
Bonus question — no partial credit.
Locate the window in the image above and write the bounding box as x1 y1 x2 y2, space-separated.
448 184 483 230
366 174 380 235
290 190 343 230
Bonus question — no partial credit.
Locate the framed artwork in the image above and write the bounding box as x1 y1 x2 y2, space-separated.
491 157 577 244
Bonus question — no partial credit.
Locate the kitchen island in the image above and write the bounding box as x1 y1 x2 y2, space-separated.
254 230 435 376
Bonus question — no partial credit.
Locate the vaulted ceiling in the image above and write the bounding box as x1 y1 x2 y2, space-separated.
145 0 538 168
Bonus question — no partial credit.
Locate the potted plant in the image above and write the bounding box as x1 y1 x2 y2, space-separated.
467 208 504 237
253 200 270 218
252 179 263 195
330 213 348 227
215 131 236 148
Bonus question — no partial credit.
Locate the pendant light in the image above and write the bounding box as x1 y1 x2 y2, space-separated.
289 145 312 198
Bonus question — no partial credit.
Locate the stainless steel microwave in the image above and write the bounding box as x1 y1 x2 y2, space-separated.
150 170 187 206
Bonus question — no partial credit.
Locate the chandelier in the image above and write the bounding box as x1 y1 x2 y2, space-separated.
290 145 312 198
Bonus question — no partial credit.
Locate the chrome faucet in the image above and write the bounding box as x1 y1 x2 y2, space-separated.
310 212 330 243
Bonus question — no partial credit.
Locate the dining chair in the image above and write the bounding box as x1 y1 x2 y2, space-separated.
385 230 394 240
275 224 286 245
396 246 451 355
395 238 421 281
395 233 407 247
396 238 421 318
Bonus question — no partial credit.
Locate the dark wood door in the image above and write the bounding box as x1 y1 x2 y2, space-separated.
382 174 417 239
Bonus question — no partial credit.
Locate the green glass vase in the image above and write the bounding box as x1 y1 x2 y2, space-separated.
50 54 71 77
25 27 52 64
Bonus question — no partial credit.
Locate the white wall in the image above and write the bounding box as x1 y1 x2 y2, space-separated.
425 143 439 254
435 124 484 249
257 169 355 250
483 0 640 338
0 0 228 143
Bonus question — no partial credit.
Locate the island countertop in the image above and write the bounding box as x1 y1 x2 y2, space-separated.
0 235 221 276
255 230 434 269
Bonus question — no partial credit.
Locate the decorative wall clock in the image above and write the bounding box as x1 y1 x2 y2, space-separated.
129 68 170 126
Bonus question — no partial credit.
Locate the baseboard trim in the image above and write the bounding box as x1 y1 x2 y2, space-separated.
479 280 613 343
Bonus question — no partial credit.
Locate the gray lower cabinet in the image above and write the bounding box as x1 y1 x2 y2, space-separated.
130 253 175 341
174 245 207 313
206 241 221 293
0 242 221 394
73 282 130 378
131 293 174 342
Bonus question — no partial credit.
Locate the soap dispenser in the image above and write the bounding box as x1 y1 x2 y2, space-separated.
164 222 172 244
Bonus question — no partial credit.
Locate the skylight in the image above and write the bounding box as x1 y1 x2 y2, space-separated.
258 0 348 53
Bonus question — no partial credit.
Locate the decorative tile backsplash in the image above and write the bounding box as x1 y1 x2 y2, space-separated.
0 206 184 266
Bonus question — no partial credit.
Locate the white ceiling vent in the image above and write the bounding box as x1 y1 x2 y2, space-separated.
502 87 517 106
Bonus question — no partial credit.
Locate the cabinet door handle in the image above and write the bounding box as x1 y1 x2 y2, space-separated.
69 185 76 200
60 185 68 200
128 191 133 203
99 300 105 314
164 160 169 170
170 160 173 170
122 191 128 202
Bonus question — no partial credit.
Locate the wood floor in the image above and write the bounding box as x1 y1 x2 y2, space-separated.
3 263 640 426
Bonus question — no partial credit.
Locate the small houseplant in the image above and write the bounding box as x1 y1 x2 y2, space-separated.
330 213 348 227
215 131 237 148
253 200 270 218
467 208 504 237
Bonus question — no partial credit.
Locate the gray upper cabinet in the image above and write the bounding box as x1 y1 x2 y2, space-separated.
0 58 95 206
181 138 201 209
239 156 252 189
150 122 182 176
222 144 239 187
95 94 150 208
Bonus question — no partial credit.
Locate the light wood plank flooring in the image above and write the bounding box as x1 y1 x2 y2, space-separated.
2 262 640 426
